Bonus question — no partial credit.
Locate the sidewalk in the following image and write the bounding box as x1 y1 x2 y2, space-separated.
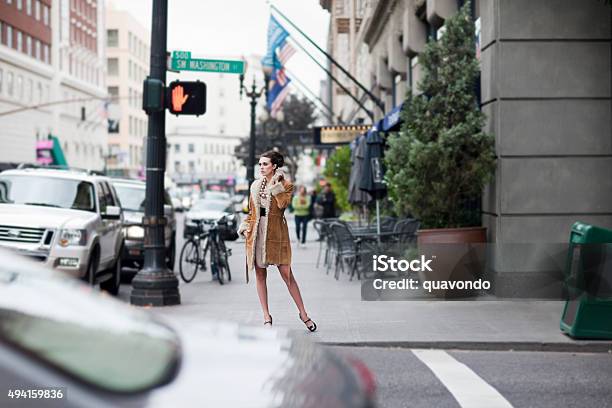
147 219 612 352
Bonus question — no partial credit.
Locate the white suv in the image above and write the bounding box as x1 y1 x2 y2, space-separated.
0 167 124 295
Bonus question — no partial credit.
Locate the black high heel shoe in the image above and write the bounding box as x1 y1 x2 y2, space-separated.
264 315 273 326
299 313 317 332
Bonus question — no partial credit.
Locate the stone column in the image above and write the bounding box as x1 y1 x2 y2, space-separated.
480 0 612 297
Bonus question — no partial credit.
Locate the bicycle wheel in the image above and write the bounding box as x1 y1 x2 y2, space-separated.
219 239 232 282
179 239 200 283
211 240 226 285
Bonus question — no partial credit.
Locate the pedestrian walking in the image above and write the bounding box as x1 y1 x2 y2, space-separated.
308 189 317 220
292 186 311 248
238 150 317 332
317 182 337 218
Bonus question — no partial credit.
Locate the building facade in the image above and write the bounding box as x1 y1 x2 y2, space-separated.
105 5 148 177
0 0 108 170
321 0 612 296
165 129 244 186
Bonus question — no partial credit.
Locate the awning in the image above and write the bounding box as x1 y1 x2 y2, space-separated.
382 102 404 132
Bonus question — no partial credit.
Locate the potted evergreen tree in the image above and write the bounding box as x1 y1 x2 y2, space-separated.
385 1 495 296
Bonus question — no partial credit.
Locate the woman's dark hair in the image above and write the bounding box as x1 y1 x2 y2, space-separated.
261 150 284 169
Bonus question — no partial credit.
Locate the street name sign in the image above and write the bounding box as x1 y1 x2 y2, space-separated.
171 57 245 75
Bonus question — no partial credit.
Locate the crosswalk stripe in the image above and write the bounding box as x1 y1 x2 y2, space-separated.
412 349 514 408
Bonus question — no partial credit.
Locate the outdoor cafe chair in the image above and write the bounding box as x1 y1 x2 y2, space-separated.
328 221 367 281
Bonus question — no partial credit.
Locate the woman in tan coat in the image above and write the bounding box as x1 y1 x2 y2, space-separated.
238 150 317 332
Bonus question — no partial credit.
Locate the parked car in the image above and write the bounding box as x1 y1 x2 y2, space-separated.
184 199 239 239
0 166 124 295
110 179 177 273
171 196 184 212
0 248 377 407
201 190 231 201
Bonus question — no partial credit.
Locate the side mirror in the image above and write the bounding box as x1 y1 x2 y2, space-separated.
103 205 122 220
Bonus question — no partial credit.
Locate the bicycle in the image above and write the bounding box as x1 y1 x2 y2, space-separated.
179 217 232 285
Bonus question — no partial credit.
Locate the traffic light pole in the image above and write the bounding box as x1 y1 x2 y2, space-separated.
131 0 180 306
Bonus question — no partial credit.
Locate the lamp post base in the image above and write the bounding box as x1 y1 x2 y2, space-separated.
130 267 180 306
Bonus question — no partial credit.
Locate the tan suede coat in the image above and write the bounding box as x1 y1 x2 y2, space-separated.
238 170 294 283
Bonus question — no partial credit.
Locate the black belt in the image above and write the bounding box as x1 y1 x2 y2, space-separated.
260 207 266 216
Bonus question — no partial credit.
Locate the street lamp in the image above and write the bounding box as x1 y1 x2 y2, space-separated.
239 74 266 190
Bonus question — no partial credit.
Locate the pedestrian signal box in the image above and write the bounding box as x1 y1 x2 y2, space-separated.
167 80 206 116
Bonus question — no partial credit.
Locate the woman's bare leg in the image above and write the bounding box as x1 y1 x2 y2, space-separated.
277 264 315 329
255 266 272 322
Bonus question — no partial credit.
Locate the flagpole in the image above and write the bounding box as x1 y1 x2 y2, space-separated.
284 66 340 124
287 38 374 121
270 4 385 114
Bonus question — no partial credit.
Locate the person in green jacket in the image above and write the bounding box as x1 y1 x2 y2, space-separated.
292 185 311 248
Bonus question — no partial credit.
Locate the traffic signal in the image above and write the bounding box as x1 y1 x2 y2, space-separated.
166 80 206 116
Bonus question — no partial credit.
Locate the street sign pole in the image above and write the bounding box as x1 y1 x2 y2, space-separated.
131 0 180 306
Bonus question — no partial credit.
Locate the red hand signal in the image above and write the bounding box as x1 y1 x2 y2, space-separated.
172 85 189 112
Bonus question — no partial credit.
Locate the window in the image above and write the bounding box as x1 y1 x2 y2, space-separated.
7 72 13 96
35 39 40 60
26 35 31 56
188 161 195 172
128 61 132 80
128 32 133 52
0 69 3 94
16 75 22 100
392 73 402 107
188 143 194 153
174 144 180 153
26 78 32 102
16 30 22 52
409 56 418 93
43 5 49 26
34 0 40 20
96 183 107 213
174 161 180 172
16 0 21 11
43 44 49 64
6 26 12 48
106 29 118 47
107 86 119 100
107 58 119 76
26 0 31 15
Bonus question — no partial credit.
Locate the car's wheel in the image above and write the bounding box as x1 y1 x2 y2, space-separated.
83 247 99 286
100 245 122 296
166 235 176 271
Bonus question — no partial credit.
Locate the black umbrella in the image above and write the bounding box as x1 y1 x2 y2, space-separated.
348 135 371 205
359 126 387 238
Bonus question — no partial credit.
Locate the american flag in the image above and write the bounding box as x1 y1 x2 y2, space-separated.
271 81 291 117
276 39 296 66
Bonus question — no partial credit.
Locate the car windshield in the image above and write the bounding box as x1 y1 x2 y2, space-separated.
113 184 146 212
191 200 229 212
0 175 96 212
0 250 180 393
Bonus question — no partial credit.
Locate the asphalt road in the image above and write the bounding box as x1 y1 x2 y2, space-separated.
332 346 612 408
119 213 612 408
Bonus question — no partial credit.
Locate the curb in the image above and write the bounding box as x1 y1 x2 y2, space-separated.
321 341 612 353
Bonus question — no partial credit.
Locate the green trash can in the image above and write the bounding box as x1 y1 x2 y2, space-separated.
560 222 612 339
